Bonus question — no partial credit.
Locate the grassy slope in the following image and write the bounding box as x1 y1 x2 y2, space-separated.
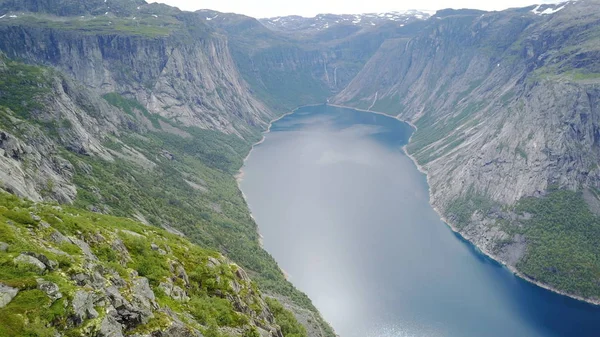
0 191 306 337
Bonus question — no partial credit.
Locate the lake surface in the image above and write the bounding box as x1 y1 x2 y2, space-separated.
239 105 600 337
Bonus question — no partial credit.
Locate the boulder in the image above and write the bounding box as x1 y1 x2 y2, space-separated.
0 242 8 252
37 278 63 303
49 230 70 244
69 237 98 260
14 254 46 272
72 290 99 325
0 283 18 308
99 311 124 337
111 239 131 265
159 281 189 302
25 252 58 270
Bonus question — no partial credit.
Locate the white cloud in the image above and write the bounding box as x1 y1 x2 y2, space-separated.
150 0 566 18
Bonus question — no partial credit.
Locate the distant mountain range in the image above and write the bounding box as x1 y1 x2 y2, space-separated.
259 10 435 32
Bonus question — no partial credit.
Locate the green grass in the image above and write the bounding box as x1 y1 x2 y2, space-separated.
0 58 50 119
266 298 307 337
1 15 177 37
0 191 307 336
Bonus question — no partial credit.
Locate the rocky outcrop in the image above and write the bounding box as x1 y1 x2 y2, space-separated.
0 194 291 337
0 283 18 308
37 278 63 303
14 253 47 272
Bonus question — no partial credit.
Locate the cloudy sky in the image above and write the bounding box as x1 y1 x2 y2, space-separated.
151 0 563 18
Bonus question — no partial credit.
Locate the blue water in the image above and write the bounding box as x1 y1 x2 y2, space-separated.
239 105 600 337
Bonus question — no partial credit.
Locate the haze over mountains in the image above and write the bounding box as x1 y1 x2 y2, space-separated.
0 0 599 336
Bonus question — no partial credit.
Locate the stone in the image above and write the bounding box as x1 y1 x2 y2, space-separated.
105 286 127 309
170 262 189 286
69 237 97 260
150 243 159 251
0 283 18 308
0 242 8 252
14 254 46 272
37 278 63 303
30 213 41 222
132 277 156 308
111 239 131 265
72 273 89 286
25 252 58 270
49 230 70 244
159 281 189 302
99 314 124 337
207 256 220 268
72 290 99 324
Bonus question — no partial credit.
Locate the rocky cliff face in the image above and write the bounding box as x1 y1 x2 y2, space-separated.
0 2 338 336
334 0 600 301
0 22 272 137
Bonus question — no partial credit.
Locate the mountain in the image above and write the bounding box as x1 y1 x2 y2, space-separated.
1 0 600 335
334 0 600 302
0 1 338 336
259 10 433 34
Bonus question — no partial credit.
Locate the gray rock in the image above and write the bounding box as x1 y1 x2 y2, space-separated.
159 281 189 302
37 278 63 303
105 286 127 309
72 290 99 325
161 321 204 337
14 254 46 272
132 277 157 309
169 262 189 286
0 283 18 308
30 213 41 222
49 230 70 244
150 243 159 251
69 237 97 261
99 312 124 337
72 273 89 286
111 239 131 265
207 256 221 268
0 242 8 252
25 252 58 270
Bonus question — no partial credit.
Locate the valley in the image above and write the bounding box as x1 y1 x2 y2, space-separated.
0 0 599 336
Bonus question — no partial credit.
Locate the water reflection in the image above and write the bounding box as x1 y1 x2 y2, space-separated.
240 105 600 337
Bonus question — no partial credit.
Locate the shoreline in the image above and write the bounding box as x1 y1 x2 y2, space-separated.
237 102 600 307
335 103 600 307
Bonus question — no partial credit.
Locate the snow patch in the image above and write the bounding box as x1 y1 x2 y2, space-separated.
0 15 5 19
531 3 568 15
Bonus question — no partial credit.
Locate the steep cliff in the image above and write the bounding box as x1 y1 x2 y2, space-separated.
0 1 337 336
334 0 600 302
0 1 274 137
